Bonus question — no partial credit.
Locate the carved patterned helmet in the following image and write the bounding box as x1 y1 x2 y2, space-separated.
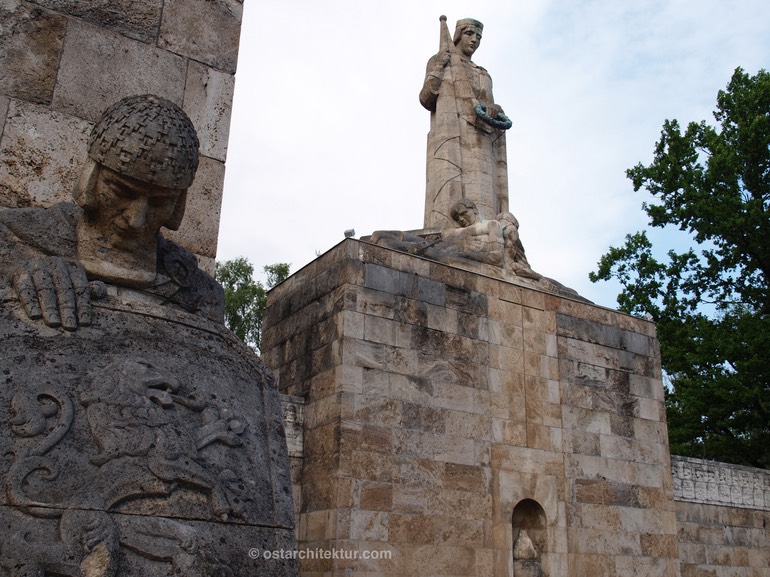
88 94 200 189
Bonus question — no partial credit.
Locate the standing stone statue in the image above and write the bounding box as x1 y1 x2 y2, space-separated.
420 16 511 229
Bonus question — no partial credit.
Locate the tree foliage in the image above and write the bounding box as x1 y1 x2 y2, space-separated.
590 67 770 468
215 258 290 352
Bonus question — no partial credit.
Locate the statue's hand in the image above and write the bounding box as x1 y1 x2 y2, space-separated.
486 103 504 119
13 257 93 330
438 49 451 68
427 51 450 76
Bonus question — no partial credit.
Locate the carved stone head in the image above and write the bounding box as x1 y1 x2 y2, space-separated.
74 95 200 287
453 18 483 56
450 198 480 227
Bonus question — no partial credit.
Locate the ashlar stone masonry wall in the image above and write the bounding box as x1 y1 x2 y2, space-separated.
0 0 241 270
673 456 770 576
262 239 680 577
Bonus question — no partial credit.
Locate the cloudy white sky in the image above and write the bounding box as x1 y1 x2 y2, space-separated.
216 0 770 309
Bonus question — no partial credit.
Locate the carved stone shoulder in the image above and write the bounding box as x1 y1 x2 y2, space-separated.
155 236 225 323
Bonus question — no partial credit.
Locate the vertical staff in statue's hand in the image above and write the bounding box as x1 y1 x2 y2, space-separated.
419 15 453 111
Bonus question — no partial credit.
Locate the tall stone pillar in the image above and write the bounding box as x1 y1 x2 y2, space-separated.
0 0 241 271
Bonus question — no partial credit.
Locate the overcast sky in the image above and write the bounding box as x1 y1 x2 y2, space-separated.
216 0 770 309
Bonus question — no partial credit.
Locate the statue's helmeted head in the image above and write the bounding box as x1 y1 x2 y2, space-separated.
87 94 199 190
76 94 199 233
453 18 483 45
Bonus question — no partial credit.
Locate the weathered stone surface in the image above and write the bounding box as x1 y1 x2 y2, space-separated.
31 0 164 43
263 239 682 576
0 0 240 299
672 456 770 510
676 500 770 576
0 297 296 576
184 60 236 162
0 96 8 135
53 18 187 123
0 100 90 208
159 0 242 73
0 1 66 104
164 155 225 259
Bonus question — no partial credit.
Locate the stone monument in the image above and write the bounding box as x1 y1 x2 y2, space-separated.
421 16 511 229
370 16 582 301
262 16 686 577
0 96 297 576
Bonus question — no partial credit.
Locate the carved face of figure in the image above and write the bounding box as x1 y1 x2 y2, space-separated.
457 27 482 57
453 203 478 227
90 167 184 251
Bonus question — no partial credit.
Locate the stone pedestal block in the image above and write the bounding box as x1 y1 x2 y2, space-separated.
263 239 680 577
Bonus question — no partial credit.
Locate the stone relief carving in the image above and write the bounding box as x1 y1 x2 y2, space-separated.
0 94 223 328
4 359 252 576
421 16 510 229
281 397 304 458
0 94 296 576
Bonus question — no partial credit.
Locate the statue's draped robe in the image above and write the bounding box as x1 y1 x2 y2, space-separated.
420 52 508 229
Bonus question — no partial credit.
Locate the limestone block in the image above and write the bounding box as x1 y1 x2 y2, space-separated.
358 481 393 511
0 100 90 208
364 314 400 345
492 418 527 445
184 60 234 162
523 306 556 333
32 0 164 43
434 516 485 547
444 411 491 441
365 263 417 297
425 300 459 334
164 155 224 259
53 19 186 122
343 450 394 483
432 435 477 466
159 0 242 73
402 402 447 434
0 1 66 104
349 510 389 541
614 556 680 577
402 545 475 576
389 512 434 544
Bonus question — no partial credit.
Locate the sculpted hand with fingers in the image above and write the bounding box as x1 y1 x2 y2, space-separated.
12 257 93 330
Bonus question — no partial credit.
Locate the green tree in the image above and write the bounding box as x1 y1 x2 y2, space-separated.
590 67 770 468
215 258 290 352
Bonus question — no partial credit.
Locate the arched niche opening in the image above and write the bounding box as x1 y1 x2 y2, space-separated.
512 499 547 576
